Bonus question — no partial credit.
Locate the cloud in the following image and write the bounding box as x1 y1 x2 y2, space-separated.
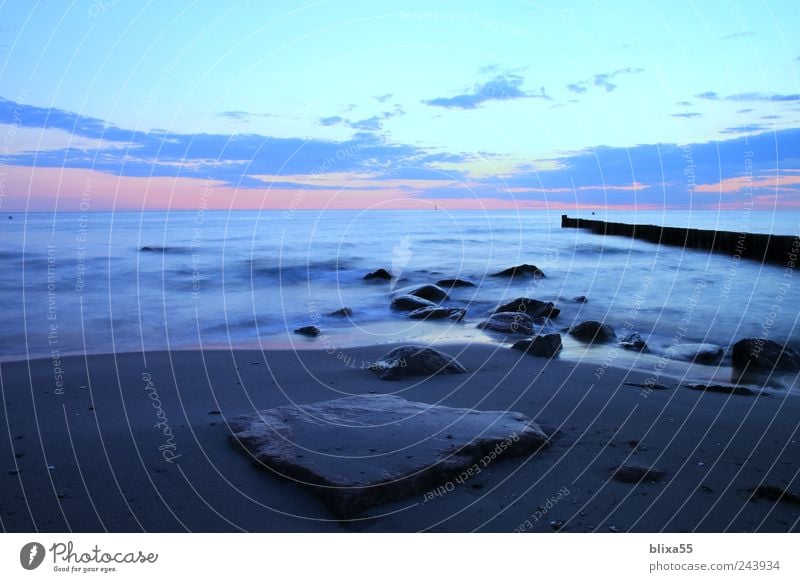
670 112 702 118
0 95 442 189
720 124 768 134
736 108 755 114
373 93 393 103
348 116 382 131
2 96 799 211
694 91 720 100
319 106 404 131
675 100 693 106
423 73 546 109
217 110 252 121
566 67 644 94
468 127 800 208
319 116 344 126
719 31 755 40
696 91 800 102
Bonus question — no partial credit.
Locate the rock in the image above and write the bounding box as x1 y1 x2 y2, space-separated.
623 381 669 391
228 394 549 518
390 294 437 311
477 312 536 336
328 307 353 317
494 297 560 319
731 338 800 372
436 278 476 288
369 345 467 380
572 295 588 303
393 284 448 301
671 343 723 364
568 320 616 343
491 264 545 278
512 334 562 358
685 384 756 396
612 464 666 483
364 268 392 281
750 485 800 505
619 332 648 352
407 307 466 322
294 326 321 337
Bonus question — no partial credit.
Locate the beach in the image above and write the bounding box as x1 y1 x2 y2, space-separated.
2 343 798 532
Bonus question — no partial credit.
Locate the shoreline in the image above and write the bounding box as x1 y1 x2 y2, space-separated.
1 342 798 532
6 330 794 394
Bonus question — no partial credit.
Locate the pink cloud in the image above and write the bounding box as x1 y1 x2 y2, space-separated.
693 172 800 194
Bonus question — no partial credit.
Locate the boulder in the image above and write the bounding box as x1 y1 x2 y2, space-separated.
619 332 648 352
390 294 437 311
568 320 616 343
328 307 353 317
294 325 321 337
512 334 562 358
369 345 467 380
364 268 392 281
229 394 548 518
477 312 536 336
393 284 448 301
572 295 589 303
494 297 560 319
671 343 723 365
436 278 476 288
731 338 800 372
407 307 466 322
491 264 545 278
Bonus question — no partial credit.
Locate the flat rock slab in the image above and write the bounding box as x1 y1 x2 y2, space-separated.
229 394 548 518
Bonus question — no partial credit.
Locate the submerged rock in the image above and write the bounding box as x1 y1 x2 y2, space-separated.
390 294 437 311
393 284 449 301
572 295 589 303
407 306 466 321
512 334 563 358
364 268 392 281
294 325 321 337
750 485 800 505
369 345 467 380
685 383 757 396
328 307 353 317
671 343 723 365
494 297 560 319
477 312 536 336
436 278 476 288
568 320 616 344
619 332 648 352
623 381 669 391
491 264 545 278
612 464 666 484
229 394 549 518
731 338 800 372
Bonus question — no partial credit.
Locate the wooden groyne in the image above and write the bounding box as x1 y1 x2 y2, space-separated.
561 215 799 266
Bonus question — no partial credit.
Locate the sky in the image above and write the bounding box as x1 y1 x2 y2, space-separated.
0 0 799 212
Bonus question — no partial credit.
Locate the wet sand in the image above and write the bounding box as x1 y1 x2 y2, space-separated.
1 343 798 532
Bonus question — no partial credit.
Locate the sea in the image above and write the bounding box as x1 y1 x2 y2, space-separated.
1 209 798 386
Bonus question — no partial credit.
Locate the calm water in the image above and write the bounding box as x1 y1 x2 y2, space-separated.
1 209 798 383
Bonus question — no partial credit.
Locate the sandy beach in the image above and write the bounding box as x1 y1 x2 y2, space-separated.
2 343 798 533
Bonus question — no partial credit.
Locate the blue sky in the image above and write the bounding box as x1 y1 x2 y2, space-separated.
1 0 799 211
